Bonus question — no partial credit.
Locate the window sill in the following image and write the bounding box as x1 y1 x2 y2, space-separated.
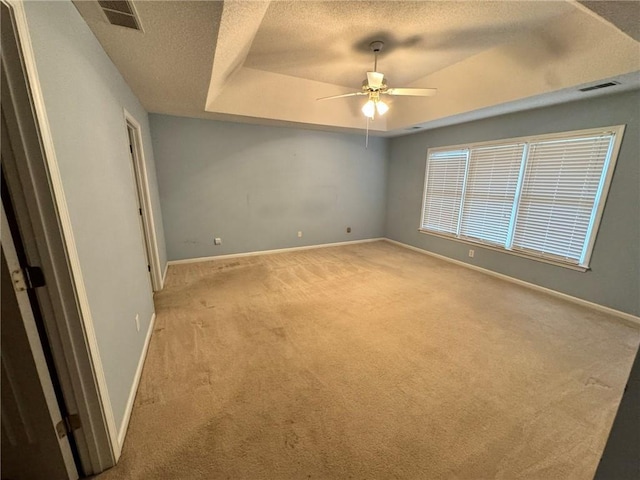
418 229 589 272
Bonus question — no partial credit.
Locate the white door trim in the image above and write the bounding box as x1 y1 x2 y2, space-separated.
1 0 120 471
124 110 163 291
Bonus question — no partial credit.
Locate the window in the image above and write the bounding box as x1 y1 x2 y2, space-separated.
460 144 524 246
421 150 467 235
420 126 624 270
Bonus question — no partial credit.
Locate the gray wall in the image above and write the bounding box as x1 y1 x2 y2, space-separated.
386 90 640 316
24 0 167 430
150 115 388 260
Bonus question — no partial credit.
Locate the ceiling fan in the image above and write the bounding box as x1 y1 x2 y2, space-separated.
317 41 437 119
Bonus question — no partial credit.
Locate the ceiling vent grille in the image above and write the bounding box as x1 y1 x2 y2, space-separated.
98 0 142 31
579 81 620 92
406 126 422 131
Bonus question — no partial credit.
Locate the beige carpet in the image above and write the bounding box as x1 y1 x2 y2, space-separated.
96 241 639 479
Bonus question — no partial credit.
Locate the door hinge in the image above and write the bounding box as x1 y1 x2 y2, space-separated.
139 208 143 216
129 144 134 153
11 269 27 291
148 265 151 272
11 266 45 291
24 266 46 288
55 414 81 439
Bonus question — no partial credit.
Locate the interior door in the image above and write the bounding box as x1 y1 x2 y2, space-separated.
127 124 153 291
0 202 78 480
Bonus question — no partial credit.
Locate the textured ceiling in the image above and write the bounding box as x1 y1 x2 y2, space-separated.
74 1 223 118
74 0 640 136
578 0 640 41
245 1 574 88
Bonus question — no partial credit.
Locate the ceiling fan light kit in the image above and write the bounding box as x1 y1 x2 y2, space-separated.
362 99 376 118
318 40 437 121
361 93 389 119
376 99 389 116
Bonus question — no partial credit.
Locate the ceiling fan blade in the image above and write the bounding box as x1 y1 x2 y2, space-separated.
366 71 384 89
316 92 366 101
385 88 437 97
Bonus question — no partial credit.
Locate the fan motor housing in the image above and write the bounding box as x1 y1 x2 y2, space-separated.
362 78 387 91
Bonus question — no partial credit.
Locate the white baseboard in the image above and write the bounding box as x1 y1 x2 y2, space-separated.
384 238 640 328
167 238 385 266
118 312 156 446
161 261 168 289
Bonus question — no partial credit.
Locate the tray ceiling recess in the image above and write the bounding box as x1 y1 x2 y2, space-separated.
74 1 640 136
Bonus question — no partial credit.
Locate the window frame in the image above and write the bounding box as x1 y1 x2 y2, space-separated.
419 125 626 271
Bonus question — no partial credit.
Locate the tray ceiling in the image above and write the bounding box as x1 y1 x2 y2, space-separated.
74 0 640 136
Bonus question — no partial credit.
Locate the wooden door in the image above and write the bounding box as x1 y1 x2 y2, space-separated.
1 203 78 480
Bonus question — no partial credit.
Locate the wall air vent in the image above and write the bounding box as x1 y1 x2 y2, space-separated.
98 0 142 31
579 81 620 92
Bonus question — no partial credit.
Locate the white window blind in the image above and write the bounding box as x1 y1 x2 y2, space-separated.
512 135 614 264
460 144 524 246
419 126 623 270
421 150 467 235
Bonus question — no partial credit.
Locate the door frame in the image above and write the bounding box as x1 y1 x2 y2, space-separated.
1 0 119 473
124 110 163 292
1 201 79 480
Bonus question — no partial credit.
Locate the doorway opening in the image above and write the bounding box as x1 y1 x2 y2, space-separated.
1 168 81 479
125 113 162 292
1 0 118 473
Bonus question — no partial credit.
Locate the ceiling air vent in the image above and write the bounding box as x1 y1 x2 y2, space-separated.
406 126 422 131
98 0 142 31
579 81 620 92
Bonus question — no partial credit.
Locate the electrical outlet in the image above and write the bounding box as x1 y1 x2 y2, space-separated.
347 227 351 233
297 231 303 238
214 237 222 245
135 314 140 332
468 249 475 258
